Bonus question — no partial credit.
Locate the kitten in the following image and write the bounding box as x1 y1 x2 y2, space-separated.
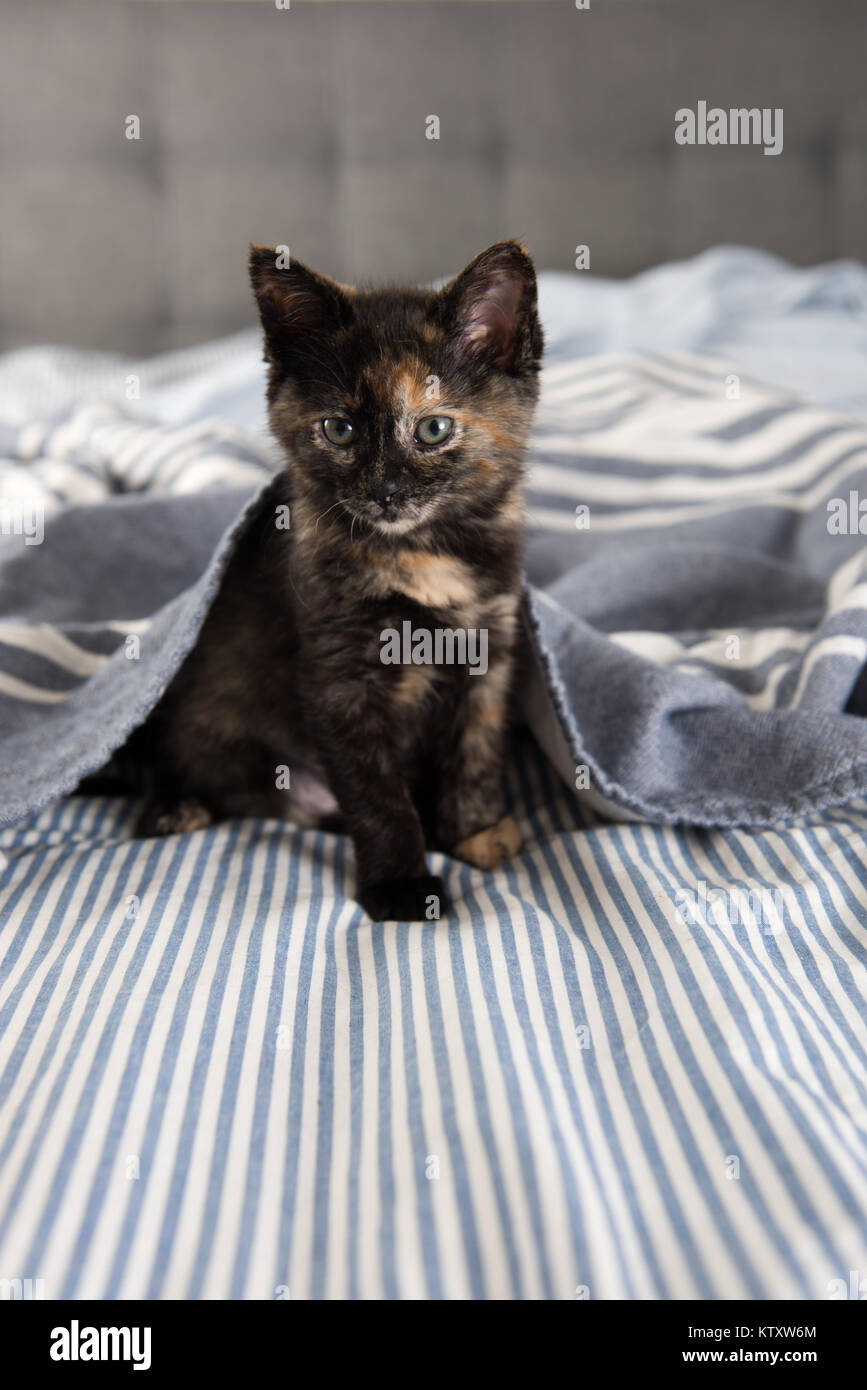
132 240 544 921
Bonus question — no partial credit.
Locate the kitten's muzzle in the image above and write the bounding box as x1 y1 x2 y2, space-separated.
368 478 402 519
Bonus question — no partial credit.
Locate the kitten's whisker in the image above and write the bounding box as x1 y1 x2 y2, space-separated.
287 559 312 612
314 497 348 534
332 498 360 544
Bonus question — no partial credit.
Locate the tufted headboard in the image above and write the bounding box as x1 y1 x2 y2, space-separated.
1 0 864 354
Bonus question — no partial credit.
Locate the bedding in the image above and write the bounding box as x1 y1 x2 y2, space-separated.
1 247 866 1298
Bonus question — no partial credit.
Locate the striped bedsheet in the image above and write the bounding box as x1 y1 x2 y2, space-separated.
1 736 865 1300
2 250 867 1300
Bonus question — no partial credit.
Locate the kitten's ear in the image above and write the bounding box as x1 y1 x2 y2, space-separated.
440 241 542 372
249 246 351 358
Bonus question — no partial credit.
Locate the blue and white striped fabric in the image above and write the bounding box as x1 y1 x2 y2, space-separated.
2 250 867 1299
1 737 866 1299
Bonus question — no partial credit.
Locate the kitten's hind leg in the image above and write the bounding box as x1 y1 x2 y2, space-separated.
133 733 343 837
136 783 290 837
135 733 290 837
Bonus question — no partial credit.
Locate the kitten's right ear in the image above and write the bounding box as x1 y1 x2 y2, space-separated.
249 246 351 359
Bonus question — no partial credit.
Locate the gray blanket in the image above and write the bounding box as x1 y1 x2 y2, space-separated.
2 349 867 831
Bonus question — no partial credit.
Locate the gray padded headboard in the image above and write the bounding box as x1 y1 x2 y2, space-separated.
1 0 864 353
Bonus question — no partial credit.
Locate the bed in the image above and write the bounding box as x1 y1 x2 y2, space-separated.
1 247 866 1299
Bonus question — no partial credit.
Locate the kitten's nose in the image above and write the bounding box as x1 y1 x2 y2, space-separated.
371 480 400 511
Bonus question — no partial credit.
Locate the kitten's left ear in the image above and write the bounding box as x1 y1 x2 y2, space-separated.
440 241 542 373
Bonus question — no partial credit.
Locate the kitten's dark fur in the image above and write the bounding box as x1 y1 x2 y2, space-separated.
130 241 543 921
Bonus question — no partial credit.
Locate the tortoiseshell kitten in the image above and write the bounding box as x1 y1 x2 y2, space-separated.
132 240 543 920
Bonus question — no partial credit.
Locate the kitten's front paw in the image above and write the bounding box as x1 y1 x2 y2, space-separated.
136 798 213 838
453 816 521 870
359 874 446 922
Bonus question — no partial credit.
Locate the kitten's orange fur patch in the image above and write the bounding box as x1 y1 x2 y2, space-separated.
392 665 438 709
389 363 430 416
453 815 521 869
475 689 505 728
365 550 476 612
498 489 525 528
154 799 213 835
460 413 516 452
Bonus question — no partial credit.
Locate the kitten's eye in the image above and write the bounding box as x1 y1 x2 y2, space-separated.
322 417 354 446
414 416 454 446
